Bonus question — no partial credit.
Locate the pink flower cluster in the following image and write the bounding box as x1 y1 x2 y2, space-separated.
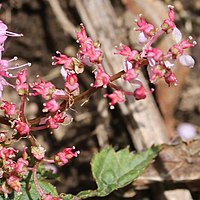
0 13 79 199
0 3 196 199
0 146 28 197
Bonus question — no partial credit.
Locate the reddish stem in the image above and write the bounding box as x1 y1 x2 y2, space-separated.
19 95 26 122
32 162 45 198
0 60 148 129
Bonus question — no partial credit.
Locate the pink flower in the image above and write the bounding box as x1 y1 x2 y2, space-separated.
30 79 56 100
76 23 92 44
0 146 17 160
14 158 29 175
146 47 163 63
161 5 175 33
47 112 66 129
0 100 16 115
31 146 46 160
64 72 79 92
52 51 73 70
164 70 177 86
104 90 125 109
16 69 29 95
7 176 21 193
147 65 165 83
124 69 138 82
115 44 139 62
76 24 103 65
135 15 156 37
133 85 148 100
54 146 79 166
91 65 110 88
15 121 30 135
43 99 60 113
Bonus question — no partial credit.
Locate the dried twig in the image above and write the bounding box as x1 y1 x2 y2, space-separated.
46 0 76 39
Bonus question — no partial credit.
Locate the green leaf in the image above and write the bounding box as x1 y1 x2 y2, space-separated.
0 179 59 200
91 146 160 196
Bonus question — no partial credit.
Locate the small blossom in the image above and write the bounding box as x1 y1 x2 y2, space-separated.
43 99 60 113
31 146 46 160
0 146 17 160
91 65 110 88
15 120 30 135
76 23 90 44
52 51 73 70
14 158 29 176
146 47 163 63
0 100 16 115
161 5 175 33
147 65 165 83
104 90 125 109
115 44 139 62
47 112 66 129
76 24 103 65
54 146 79 166
124 68 138 82
7 176 21 193
30 79 56 100
133 85 149 100
64 72 79 92
135 14 156 37
164 70 177 86
16 69 29 95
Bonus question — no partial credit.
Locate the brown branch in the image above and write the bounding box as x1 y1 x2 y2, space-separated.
0 60 148 129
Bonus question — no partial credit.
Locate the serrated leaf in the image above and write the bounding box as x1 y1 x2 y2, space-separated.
91 146 160 196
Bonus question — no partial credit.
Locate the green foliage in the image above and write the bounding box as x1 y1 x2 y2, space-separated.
0 146 159 200
70 146 159 199
91 146 160 197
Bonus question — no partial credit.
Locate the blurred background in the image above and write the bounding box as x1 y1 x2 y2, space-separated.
0 0 200 199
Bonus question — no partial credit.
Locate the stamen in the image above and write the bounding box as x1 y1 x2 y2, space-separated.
10 56 18 62
6 31 23 37
8 62 31 70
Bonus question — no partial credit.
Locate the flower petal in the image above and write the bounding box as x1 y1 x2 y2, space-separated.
178 54 195 68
